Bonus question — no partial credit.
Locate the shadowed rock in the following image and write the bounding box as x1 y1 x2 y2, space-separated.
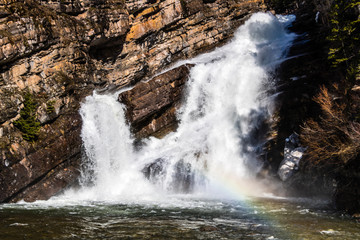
119 64 193 139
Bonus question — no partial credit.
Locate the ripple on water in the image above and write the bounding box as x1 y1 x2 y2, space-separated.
0 197 359 240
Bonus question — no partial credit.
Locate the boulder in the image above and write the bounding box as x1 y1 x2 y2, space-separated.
119 64 192 139
277 133 306 181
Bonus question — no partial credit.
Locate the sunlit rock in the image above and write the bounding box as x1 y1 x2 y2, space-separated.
277 133 306 181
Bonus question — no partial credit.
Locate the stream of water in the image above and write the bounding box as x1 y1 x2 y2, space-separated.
1 13 359 240
74 12 296 202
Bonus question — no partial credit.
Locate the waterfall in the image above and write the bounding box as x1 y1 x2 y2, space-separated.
70 13 295 202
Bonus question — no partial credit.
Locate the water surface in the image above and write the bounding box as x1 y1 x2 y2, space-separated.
1 196 358 240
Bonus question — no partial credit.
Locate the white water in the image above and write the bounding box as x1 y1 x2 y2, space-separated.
63 13 296 203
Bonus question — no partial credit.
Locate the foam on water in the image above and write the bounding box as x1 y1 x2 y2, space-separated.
61 13 296 204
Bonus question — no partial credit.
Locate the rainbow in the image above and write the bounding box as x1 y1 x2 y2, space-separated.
204 166 294 239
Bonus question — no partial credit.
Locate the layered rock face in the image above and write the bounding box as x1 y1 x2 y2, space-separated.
119 64 192 139
0 0 266 202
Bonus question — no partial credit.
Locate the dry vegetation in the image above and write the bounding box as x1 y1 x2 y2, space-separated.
301 85 360 167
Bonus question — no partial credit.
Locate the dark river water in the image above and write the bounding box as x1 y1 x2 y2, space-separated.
0 196 358 240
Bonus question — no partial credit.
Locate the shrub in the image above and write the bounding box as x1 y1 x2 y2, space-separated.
301 86 360 166
14 92 41 142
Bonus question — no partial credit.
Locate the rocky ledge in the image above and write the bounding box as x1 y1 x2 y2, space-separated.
0 0 266 202
119 64 192 139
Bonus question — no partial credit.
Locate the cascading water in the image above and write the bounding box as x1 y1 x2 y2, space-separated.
4 13 360 240
70 13 296 202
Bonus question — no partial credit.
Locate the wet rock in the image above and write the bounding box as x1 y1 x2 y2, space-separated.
172 160 194 193
0 113 82 202
142 158 165 182
10 161 80 202
334 167 360 214
119 64 192 138
142 158 194 193
264 0 335 173
277 133 306 181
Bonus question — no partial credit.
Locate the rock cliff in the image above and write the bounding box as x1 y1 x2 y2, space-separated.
0 0 266 202
119 64 192 139
265 0 360 214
